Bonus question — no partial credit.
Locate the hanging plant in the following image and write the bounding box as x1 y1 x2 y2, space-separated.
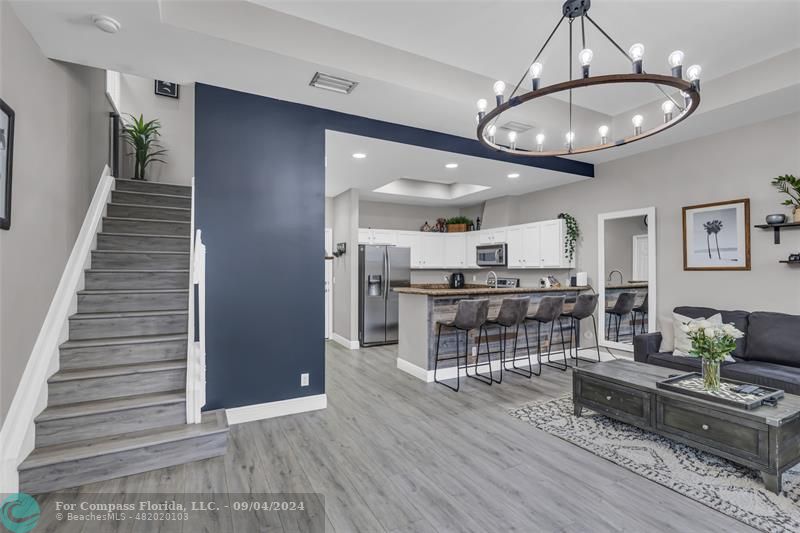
558 213 580 263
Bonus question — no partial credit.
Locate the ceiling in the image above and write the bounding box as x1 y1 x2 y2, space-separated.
10 0 800 170
325 131 589 206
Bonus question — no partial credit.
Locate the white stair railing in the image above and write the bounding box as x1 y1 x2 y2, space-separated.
186 177 206 424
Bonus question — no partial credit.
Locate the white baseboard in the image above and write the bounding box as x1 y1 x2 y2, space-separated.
397 348 612 383
226 394 327 425
331 333 359 350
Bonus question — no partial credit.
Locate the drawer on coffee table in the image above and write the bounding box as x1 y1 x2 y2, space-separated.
576 375 652 428
656 396 769 465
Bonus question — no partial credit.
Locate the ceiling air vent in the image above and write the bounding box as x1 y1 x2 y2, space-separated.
309 72 359 94
500 121 534 134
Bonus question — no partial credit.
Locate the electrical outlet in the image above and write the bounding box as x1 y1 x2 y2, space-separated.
472 346 477 357
301 373 309 387
472 275 477 282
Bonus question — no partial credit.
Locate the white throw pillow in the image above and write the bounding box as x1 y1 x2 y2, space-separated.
672 312 722 357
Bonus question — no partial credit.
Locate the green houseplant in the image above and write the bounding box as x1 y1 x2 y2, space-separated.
771 174 800 222
445 216 473 233
682 321 744 391
122 114 167 180
558 213 580 263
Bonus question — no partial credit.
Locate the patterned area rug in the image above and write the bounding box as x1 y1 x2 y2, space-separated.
509 397 800 533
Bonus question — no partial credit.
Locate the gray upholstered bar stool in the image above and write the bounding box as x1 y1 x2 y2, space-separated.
560 293 601 366
606 292 637 342
433 298 492 392
524 296 568 373
631 293 649 334
485 296 532 382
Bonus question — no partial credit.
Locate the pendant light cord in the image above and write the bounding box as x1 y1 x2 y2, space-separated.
568 17 573 154
509 15 565 100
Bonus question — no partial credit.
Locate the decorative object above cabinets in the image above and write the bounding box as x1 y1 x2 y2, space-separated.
359 218 574 270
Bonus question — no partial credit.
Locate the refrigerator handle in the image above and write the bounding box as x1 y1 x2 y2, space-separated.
384 247 390 300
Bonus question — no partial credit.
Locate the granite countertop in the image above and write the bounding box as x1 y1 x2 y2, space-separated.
394 284 589 296
606 282 649 289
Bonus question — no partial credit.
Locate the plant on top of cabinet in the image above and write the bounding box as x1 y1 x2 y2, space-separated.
445 216 474 233
558 213 580 262
772 174 800 223
122 114 167 180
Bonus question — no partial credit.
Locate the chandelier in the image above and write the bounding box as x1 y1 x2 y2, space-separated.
475 0 702 157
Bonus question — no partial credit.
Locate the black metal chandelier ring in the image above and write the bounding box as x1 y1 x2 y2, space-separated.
477 74 700 157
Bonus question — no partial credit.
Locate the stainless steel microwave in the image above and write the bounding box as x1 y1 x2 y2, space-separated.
476 243 507 267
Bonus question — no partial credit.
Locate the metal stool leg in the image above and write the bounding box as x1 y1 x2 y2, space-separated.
541 319 567 371
506 322 533 378
467 328 492 385
434 323 459 392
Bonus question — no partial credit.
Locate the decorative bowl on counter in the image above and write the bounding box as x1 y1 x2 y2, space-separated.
766 214 787 225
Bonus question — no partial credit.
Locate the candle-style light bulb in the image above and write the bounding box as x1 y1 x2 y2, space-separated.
529 62 543 91
493 80 506 106
578 48 593 78
668 50 684 78
629 43 645 73
687 65 702 90
565 131 575 150
476 98 488 122
535 133 545 152
507 130 517 150
598 125 609 144
661 100 675 122
487 124 496 142
632 114 644 135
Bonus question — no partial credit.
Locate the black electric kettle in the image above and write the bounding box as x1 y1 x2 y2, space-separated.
447 272 465 289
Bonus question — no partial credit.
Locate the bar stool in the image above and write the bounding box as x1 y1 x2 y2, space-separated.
486 297 532 382
605 292 637 342
631 293 649 334
433 298 492 391
524 296 568 372
560 293 601 366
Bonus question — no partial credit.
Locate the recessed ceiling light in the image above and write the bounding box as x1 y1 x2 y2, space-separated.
92 15 121 34
352 153 367 159
507 172 520 179
445 163 458 169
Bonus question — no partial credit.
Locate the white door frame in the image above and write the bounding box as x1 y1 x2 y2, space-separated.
324 228 333 339
632 234 649 282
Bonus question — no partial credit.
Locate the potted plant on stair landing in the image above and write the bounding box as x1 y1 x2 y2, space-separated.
772 174 800 223
122 114 167 180
682 321 744 391
445 216 473 233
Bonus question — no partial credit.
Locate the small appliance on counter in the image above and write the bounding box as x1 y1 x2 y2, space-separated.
445 272 465 289
570 271 588 287
476 243 507 267
493 277 520 288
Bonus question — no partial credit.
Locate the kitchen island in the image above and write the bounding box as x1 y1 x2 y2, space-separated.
393 284 589 381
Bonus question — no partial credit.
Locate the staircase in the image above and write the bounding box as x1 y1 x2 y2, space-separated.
18 179 228 494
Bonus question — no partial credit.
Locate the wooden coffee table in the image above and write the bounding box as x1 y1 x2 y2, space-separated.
572 359 800 493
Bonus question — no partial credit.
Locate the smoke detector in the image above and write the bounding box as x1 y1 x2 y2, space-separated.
309 72 359 94
92 15 121 34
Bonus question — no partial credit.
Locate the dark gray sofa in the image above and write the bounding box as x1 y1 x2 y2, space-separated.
633 306 800 395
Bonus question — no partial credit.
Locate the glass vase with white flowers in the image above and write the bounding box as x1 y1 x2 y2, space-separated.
681 321 745 391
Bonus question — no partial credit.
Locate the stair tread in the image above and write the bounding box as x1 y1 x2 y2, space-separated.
104 216 189 224
36 391 185 422
78 288 189 295
115 178 191 190
87 269 189 273
49 360 187 383
70 310 188 320
61 334 186 349
100 232 190 240
93 250 190 255
114 190 192 200
21 410 226 470
108 202 190 212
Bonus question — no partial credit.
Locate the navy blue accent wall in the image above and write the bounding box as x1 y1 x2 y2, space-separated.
195 83 594 410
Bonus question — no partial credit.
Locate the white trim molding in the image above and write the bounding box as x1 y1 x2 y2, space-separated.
330 333 359 350
226 394 327 425
0 167 114 493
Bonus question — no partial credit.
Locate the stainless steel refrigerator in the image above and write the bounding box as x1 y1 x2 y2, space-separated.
358 245 411 347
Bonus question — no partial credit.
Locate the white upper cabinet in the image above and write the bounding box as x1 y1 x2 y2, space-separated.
478 228 507 244
539 220 563 267
443 233 467 268
420 233 444 269
465 232 482 268
506 226 525 268
396 231 422 267
359 228 397 245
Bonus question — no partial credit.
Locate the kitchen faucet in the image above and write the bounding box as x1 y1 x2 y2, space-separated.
608 270 623 285
486 271 498 288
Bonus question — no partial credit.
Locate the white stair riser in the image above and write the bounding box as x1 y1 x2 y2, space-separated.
85 271 189 290
35 401 185 448
91 251 189 270
107 204 190 221
78 291 188 313
20 431 227 494
102 218 190 236
97 234 190 252
60 339 188 370
112 191 191 209
114 180 191 197
48 368 186 405
69 314 187 340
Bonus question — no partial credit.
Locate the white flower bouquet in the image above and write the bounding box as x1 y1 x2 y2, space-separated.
680 321 744 390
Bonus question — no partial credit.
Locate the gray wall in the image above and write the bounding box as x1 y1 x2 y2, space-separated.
604 216 648 282
359 201 479 231
0 3 107 422
332 189 359 341
119 74 195 185
509 112 800 347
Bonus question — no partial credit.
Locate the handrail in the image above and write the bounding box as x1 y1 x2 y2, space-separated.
186 178 206 423
0 167 114 492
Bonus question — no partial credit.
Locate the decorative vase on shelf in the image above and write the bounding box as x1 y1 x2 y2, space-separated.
701 359 721 392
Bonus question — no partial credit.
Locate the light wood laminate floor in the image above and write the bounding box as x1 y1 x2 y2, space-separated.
39 343 755 532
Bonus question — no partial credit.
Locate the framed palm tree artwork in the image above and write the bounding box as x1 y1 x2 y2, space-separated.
682 198 750 271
